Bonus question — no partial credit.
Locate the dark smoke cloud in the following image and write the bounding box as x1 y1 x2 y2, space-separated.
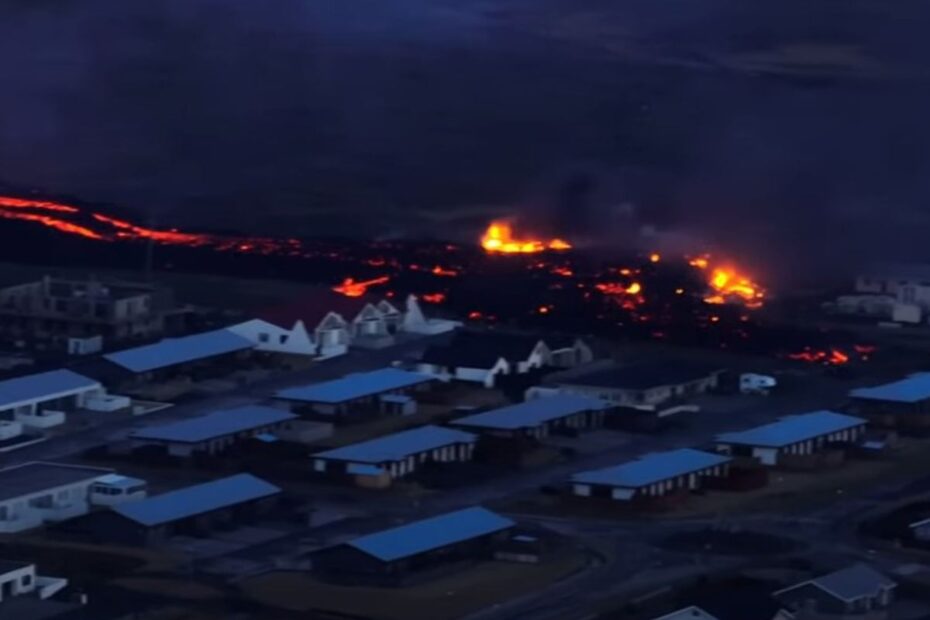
1 0 930 282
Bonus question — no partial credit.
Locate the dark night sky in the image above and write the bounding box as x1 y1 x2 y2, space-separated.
2 0 930 279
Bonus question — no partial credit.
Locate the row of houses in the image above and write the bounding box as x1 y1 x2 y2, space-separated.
655 563 895 620
568 411 868 508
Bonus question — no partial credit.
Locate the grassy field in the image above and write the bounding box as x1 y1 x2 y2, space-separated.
241 550 590 620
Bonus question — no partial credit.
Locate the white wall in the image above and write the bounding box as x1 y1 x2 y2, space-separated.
228 319 317 356
0 478 103 533
0 564 36 602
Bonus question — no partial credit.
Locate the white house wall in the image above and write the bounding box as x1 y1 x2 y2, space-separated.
0 479 101 533
227 319 317 356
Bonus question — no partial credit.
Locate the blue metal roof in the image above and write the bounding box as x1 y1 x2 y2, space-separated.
452 394 609 430
717 410 866 448
277 368 435 404
130 406 297 444
112 473 280 526
347 507 514 562
0 369 99 409
572 449 732 488
313 425 476 464
777 563 895 602
850 374 930 403
104 329 253 373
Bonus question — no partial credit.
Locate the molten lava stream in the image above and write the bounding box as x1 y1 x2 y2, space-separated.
332 276 390 298
480 221 571 254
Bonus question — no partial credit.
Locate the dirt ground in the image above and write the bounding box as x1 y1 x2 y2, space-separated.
241 550 590 620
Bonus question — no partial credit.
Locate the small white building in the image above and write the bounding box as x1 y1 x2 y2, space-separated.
89 474 148 507
0 560 69 603
0 462 116 533
226 318 318 357
716 410 867 466
418 331 549 388
0 369 106 430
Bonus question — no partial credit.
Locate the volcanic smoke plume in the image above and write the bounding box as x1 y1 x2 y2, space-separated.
3 0 930 279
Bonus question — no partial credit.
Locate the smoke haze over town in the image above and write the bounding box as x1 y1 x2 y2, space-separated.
2 0 930 281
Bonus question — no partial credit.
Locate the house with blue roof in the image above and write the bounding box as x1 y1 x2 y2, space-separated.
312 506 515 585
849 374 930 431
774 563 896 617
0 369 105 430
91 328 255 394
130 406 299 457
715 411 867 467
276 368 438 417
571 449 732 506
312 425 478 488
451 394 611 439
64 473 282 546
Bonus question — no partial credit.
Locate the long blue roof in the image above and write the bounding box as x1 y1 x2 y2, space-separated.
850 374 930 403
113 473 280 526
0 369 99 408
717 410 866 448
276 368 435 404
104 329 253 373
130 406 297 443
313 425 476 464
572 449 732 488
347 507 514 562
452 394 609 430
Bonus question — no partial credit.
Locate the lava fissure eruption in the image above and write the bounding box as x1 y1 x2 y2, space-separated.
480 221 571 254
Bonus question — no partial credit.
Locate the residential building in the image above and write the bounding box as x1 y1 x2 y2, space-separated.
0 276 175 349
571 449 732 505
66 474 281 546
129 406 299 457
257 289 410 358
418 330 554 388
0 462 115 533
84 328 254 392
552 361 723 407
0 560 68 604
774 563 895 619
311 425 478 488
849 374 930 431
716 411 867 467
0 369 111 430
400 295 461 336
312 506 514 585
545 335 595 368
226 318 318 358
276 368 437 417
88 474 148 507
450 394 610 439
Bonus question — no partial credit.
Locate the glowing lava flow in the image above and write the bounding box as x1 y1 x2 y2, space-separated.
91 213 209 245
0 210 104 240
689 255 765 308
480 221 571 254
332 277 390 298
0 196 79 213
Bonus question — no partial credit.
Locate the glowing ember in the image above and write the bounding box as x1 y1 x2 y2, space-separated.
431 265 458 277
332 276 390 298
480 221 571 254
649 253 661 263
787 347 850 366
421 293 446 304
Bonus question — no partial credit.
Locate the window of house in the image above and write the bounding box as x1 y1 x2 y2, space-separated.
21 574 32 587
258 332 270 343
279 334 289 344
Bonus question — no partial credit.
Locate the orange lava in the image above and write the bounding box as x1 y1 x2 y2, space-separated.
689 254 765 308
480 221 571 254
421 293 446 304
91 213 208 245
431 265 458 277
787 347 850 365
0 210 104 240
332 276 390 298
0 196 80 213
